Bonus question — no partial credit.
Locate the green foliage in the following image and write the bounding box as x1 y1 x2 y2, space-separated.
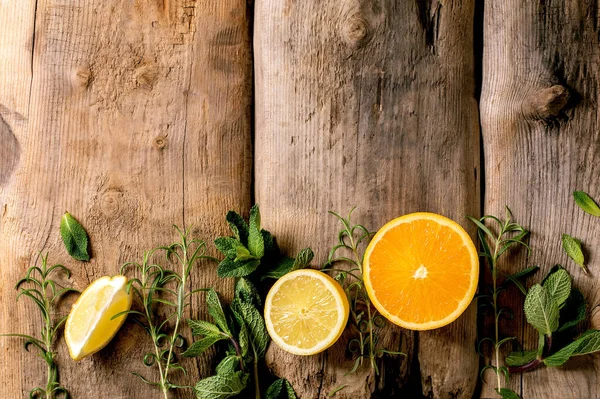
215 205 312 280
194 371 248 399
497 388 522 399
1 253 78 398
505 351 537 367
573 191 600 217
60 212 90 261
119 226 216 399
544 331 600 367
265 379 297 399
524 284 559 336
561 234 588 275
469 207 533 395
322 208 405 378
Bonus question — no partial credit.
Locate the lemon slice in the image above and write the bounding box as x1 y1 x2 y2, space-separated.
264 269 349 356
65 275 132 361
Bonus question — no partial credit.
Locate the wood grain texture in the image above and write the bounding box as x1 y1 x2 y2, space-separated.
0 0 252 397
481 0 600 398
254 0 480 397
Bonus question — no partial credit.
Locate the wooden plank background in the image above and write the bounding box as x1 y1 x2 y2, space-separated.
0 0 598 398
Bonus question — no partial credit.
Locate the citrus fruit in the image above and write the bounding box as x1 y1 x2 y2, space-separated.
264 269 349 355
65 275 132 360
363 212 478 331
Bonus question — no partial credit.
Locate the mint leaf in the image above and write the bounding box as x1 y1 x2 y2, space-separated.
292 247 314 271
226 211 249 246
562 234 588 274
524 284 559 335
542 268 571 308
207 289 230 334
558 289 586 332
262 257 295 280
215 355 240 375
60 212 90 261
505 350 537 367
217 258 261 278
262 229 279 256
234 246 258 262
248 204 265 258
214 237 245 259
544 330 600 367
188 319 222 336
573 191 600 217
266 378 297 399
232 298 269 360
194 370 248 399
497 388 522 399
235 278 262 307
183 334 226 357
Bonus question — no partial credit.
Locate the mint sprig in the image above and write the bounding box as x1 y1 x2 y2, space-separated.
215 205 312 279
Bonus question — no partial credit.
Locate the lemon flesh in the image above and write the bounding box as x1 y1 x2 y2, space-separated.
65 275 132 361
264 269 349 356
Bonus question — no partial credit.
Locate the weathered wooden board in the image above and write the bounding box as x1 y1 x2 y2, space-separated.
254 0 480 397
481 0 600 398
0 0 252 398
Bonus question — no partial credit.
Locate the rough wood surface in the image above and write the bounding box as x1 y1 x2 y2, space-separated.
254 1 480 397
481 0 600 398
0 0 252 398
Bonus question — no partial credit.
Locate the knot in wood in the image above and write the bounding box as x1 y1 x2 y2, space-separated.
71 67 92 89
342 13 370 46
522 85 569 120
135 64 159 90
100 190 122 218
153 135 168 150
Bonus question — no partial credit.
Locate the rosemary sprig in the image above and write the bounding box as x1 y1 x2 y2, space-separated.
1 253 78 399
118 226 216 399
468 208 536 397
322 209 405 377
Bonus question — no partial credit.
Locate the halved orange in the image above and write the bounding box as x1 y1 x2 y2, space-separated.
363 212 478 330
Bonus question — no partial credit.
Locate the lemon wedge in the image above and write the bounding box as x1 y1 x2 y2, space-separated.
264 269 349 356
65 275 132 361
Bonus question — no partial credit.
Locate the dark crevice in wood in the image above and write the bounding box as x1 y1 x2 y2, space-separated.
248 0 256 208
28 0 39 117
415 0 442 53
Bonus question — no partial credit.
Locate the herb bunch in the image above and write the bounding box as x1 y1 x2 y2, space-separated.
1 253 78 399
322 209 404 377
214 204 313 280
185 205 301 399
468 208 537 398
119 226 215 399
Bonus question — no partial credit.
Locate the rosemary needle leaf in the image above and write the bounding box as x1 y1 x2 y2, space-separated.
561 234 588 275
573 191 600 217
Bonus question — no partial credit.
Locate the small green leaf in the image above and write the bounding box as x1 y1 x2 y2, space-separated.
207 289 230 334
217 258 261 278
262 257 295 280
505 350 537 367
573 191 600 217
188 319 222 337
266 378 297 399
542 268 571 308
214 237 245 259
60 212 90 261
544 330 600 367
215 355 240 375
194 370 248 399
292 247 314 271
262 229 279 257
232 298 269 360
234 246 257 262
558 289 586 332
248 204 265 258
183 334 225 357
226 211 249 246
497 388 522 399
562 234 588 275
524 284 559 335
234 278 262 307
